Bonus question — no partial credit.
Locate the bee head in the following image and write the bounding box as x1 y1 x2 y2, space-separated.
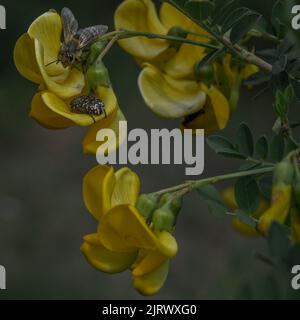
58 44 75 68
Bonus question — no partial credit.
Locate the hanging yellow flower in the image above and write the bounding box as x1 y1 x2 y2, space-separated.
222 187 269 236
80 165 178 295
14 10 121 133
258 159 294 236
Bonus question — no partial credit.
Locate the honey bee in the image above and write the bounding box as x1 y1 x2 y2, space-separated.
58 7 108 68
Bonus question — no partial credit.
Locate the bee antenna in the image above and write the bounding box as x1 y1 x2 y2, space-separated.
45 60 59 67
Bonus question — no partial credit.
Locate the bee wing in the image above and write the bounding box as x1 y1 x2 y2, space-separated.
61 7 79 42
77 25 109 49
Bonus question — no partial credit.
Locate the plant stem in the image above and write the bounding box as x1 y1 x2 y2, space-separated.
164 0 273 73
100 30 220 51
155 166 274 195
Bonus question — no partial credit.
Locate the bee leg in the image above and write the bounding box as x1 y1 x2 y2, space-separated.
91 115 96 124
103 108 107 119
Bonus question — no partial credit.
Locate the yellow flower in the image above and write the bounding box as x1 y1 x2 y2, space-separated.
80 165 178 295
258 184 292 236
115 0 207 70
115 1 234 132
222 187 269 236
14 10 120 131
181 83 230 134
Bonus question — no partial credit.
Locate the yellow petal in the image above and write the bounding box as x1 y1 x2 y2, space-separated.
30 92 74 129
258 184 292 236
83 165 115 220
35 40 85 99
159 3 194 30
182 85 230 134
41 91 101 126
138 64 206 118
14 33 42 84
114 0 169 61
28 11 62 66
132 231 177 277
111 168 140 207
99 205 159 252
291 208 300 244
133 260 169 296
163 36 207 80
81 234 137 273
82 108 124 154
242 64 259 80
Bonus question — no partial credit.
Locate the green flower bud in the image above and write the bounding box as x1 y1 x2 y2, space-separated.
159 193 183 213
136 193 159 221
88 41 106 65
86 59 111 89
273 158 294 186
152 193 183 232
194 63 214 84
167 26 188 39
229 87 240 112
167 26 188 49
152 207 176 233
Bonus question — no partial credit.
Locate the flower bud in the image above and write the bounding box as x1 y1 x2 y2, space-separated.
167 26 188 49
194 63 214 85
273 158 294 186
86 59 111 90
136 193 159 221
152 207 176 233
88 41 106 66
152 193 183 232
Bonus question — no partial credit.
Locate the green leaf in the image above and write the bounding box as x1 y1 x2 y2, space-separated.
239 162 261 171
270 135 285 162
213 0 238 25
267 222 290 266
221 7 250 34
244 71 271 86
235 177 260 213
167 0 188 7
284 84 294 104
230 12 262 43
206 136 246 159
197 185 227 217
237 123 254 156
258 175 273 201
236 209 257 228
255 135 269 160
184 0 214 21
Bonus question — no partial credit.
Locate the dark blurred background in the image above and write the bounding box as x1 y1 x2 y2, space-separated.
0 0 299 300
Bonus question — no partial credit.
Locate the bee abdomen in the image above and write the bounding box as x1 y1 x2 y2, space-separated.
70 95 105 115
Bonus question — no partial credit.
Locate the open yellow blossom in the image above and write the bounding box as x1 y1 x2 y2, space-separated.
222 187 269 236
80 165 178 295
14 10 119 129
115 0 207 68
115 0 259 132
